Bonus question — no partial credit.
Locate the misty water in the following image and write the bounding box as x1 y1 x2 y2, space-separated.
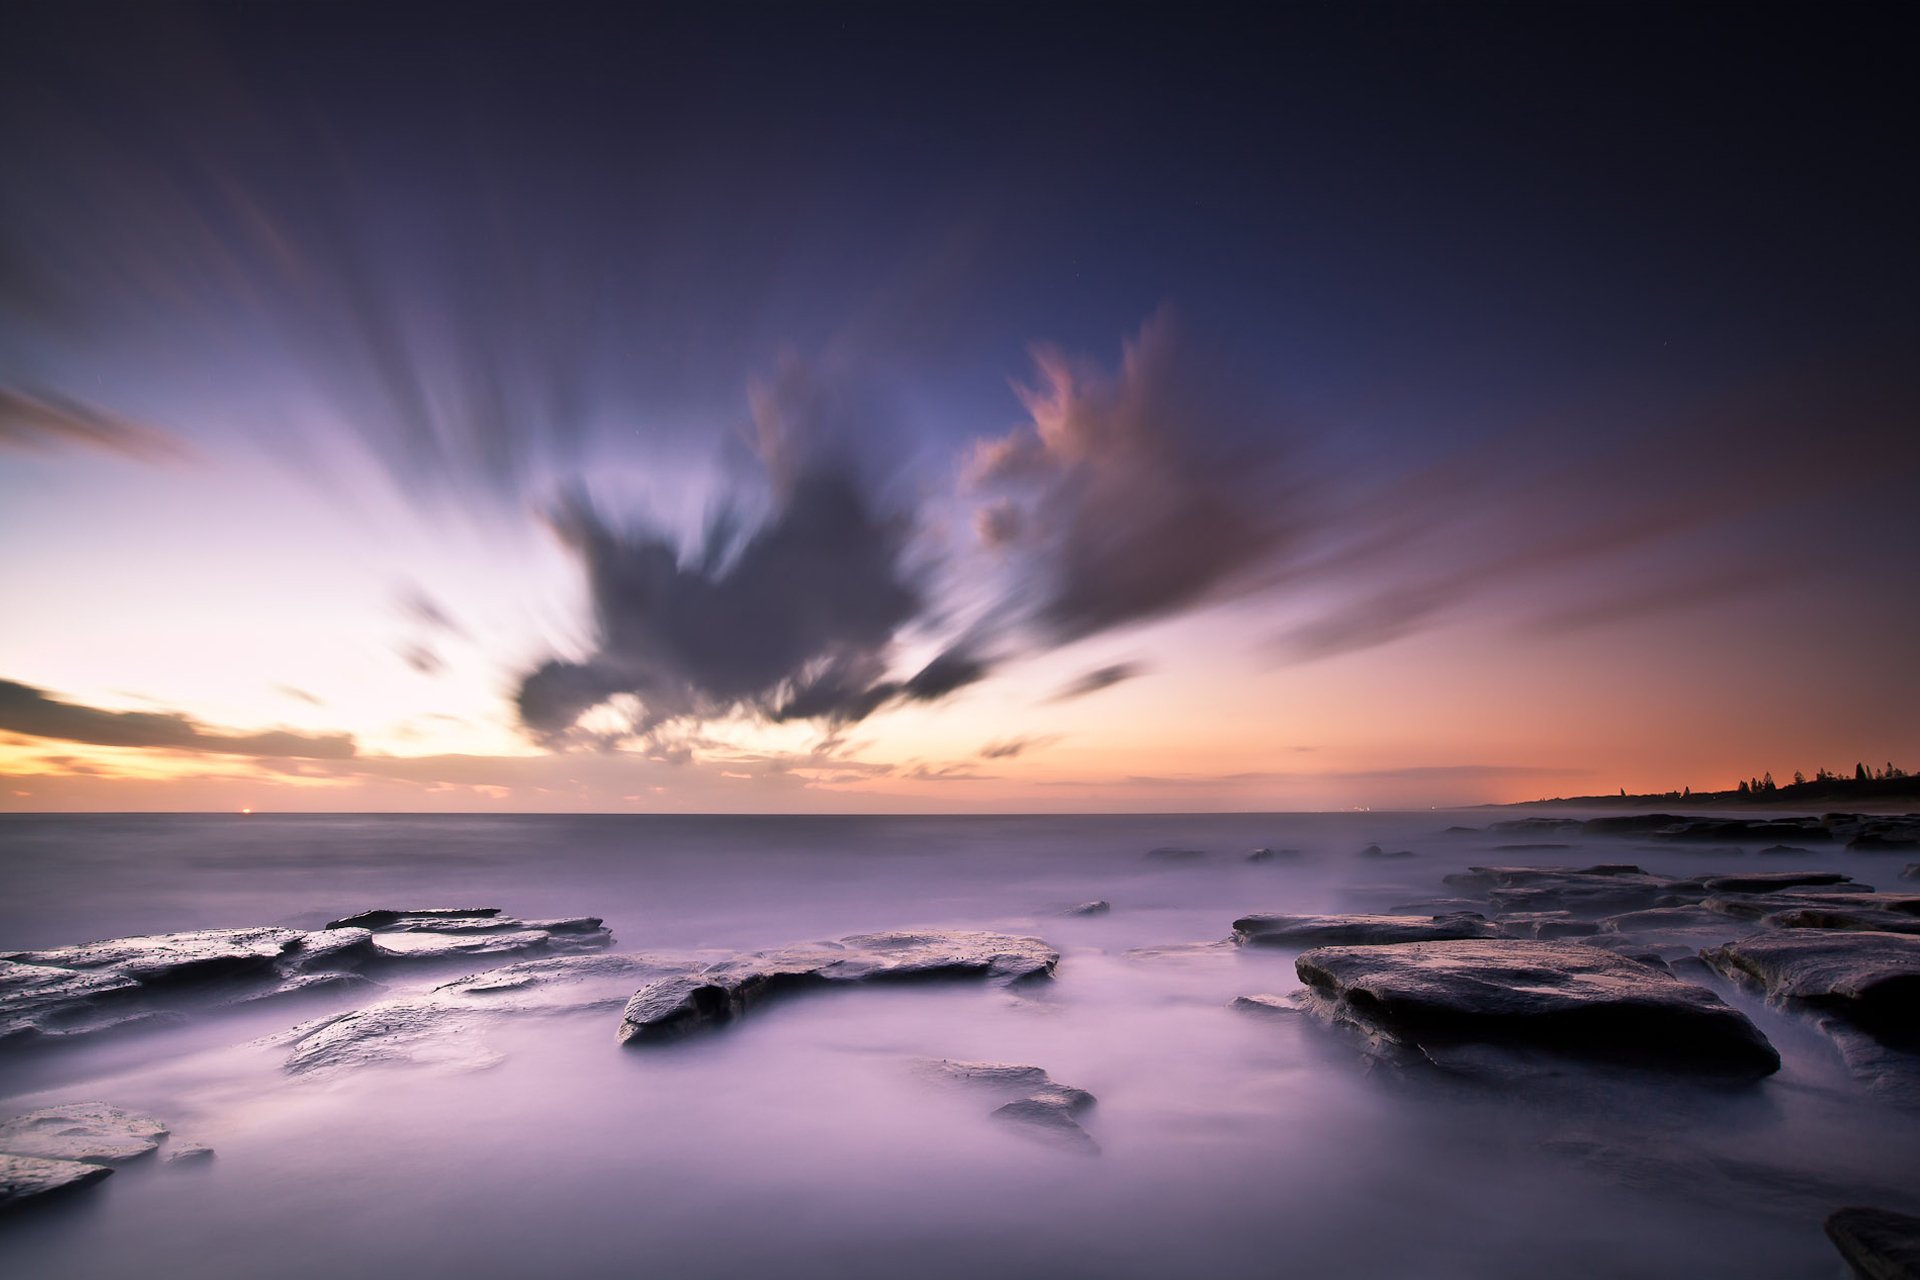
2 812 1913 1278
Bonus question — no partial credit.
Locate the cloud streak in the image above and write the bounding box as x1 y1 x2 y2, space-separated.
0 679 356 759
0 386 190 464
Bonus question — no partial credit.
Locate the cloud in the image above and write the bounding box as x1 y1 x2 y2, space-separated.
1047 663 1143 703
979 734 1058 759
0 679 356 759
964 311 1299 641
274 684 324 706
0 385 190 464
515 462 986 740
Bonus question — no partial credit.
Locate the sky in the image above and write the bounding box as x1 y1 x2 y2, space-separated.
1 1 1915 813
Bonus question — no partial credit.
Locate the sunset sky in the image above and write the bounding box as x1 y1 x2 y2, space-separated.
2 2 1914 812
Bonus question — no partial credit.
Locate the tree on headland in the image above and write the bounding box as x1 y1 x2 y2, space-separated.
1857 762 1870 781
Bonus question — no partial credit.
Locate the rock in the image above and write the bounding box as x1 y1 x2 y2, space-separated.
1490 842 1576 852
325 907 502 930
1247 847 1303 862
1294 939 1780 1078
1060 901 1111 917
1144 846 1205 862
1443 865 1705 916
279 1001 502 1076
1701 931 1920 1039
619 932 1058 1044
166 1143 214 1165
0 1103 167 1164
1 908 612 1048
280 953 676 1075
5 928 306 986
369 929 570 960
1360 844 1415 859
1904 864 1920 881
1698 871 1858 894
991 1095 1098 1152
1494 912 1601 940
1232 912 1493 947
0 1153 112 1214
0 961 142 1044
1826 1207 1920 1279
1849 834 1920 853
920 1059 1097 1153
1767 907 1920 935
1758 844 1817 857
1231 993 1298 1017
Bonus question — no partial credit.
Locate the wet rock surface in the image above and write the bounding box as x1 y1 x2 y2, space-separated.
1826 1206 1920 1279
619 932 1058 1043
1060 901 1111 917
0 1103 167 1163
1702 931 1920 1039
1293 939 1781 1078
0 1153 112 1213
920 1059 1098 1152
1 908 611 1047
278 952 677 1075
1232 912 1493 947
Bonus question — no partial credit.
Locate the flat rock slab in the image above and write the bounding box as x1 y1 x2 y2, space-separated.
620 931 1058 1043
0 1153 112 1214
1234 913 1493 947
279 953 680 1076
0 1103 167 1163
1295 939 1780 1078
5 928 308 985
1702 931 1920 1039
1826 1206 1920 1279
2 908 611 1048
326 907 502 929
920 1059 1098 1153
1699 872 1858 894
1060 901 1111 917
1444 865 1708 916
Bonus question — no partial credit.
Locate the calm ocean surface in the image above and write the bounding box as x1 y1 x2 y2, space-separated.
1 811 1912 1278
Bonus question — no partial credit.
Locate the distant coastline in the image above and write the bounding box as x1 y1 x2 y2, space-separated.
1513 769 1919 810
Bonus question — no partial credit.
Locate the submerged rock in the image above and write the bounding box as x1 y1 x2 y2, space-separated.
1144 846 1205 862
1294 939 1780 1078
1060 901 1112 917
166 1143 215 1165
279 953 677 1076
619 932 1058 1044
920 1059 1098 1152
0 1153 112 1213
0 1103 167 1164
1233 912 1493 947
1230 993 1298 1017
1825 1206 1920 1279
1701 931 1920 1039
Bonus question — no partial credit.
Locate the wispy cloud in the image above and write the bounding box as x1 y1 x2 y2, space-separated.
0 679 356 759
0 386 191 464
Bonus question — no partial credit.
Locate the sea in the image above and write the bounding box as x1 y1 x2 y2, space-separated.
1 811 1913 1278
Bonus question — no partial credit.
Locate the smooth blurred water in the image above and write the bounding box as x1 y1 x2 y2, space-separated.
0 812 1912 1278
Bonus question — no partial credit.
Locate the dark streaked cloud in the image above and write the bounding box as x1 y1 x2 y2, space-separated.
0 386 189 464
0 678 356 759
1047 663 1144 703
516 465 982 740
965 312 1300 642
979 735 1058 760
